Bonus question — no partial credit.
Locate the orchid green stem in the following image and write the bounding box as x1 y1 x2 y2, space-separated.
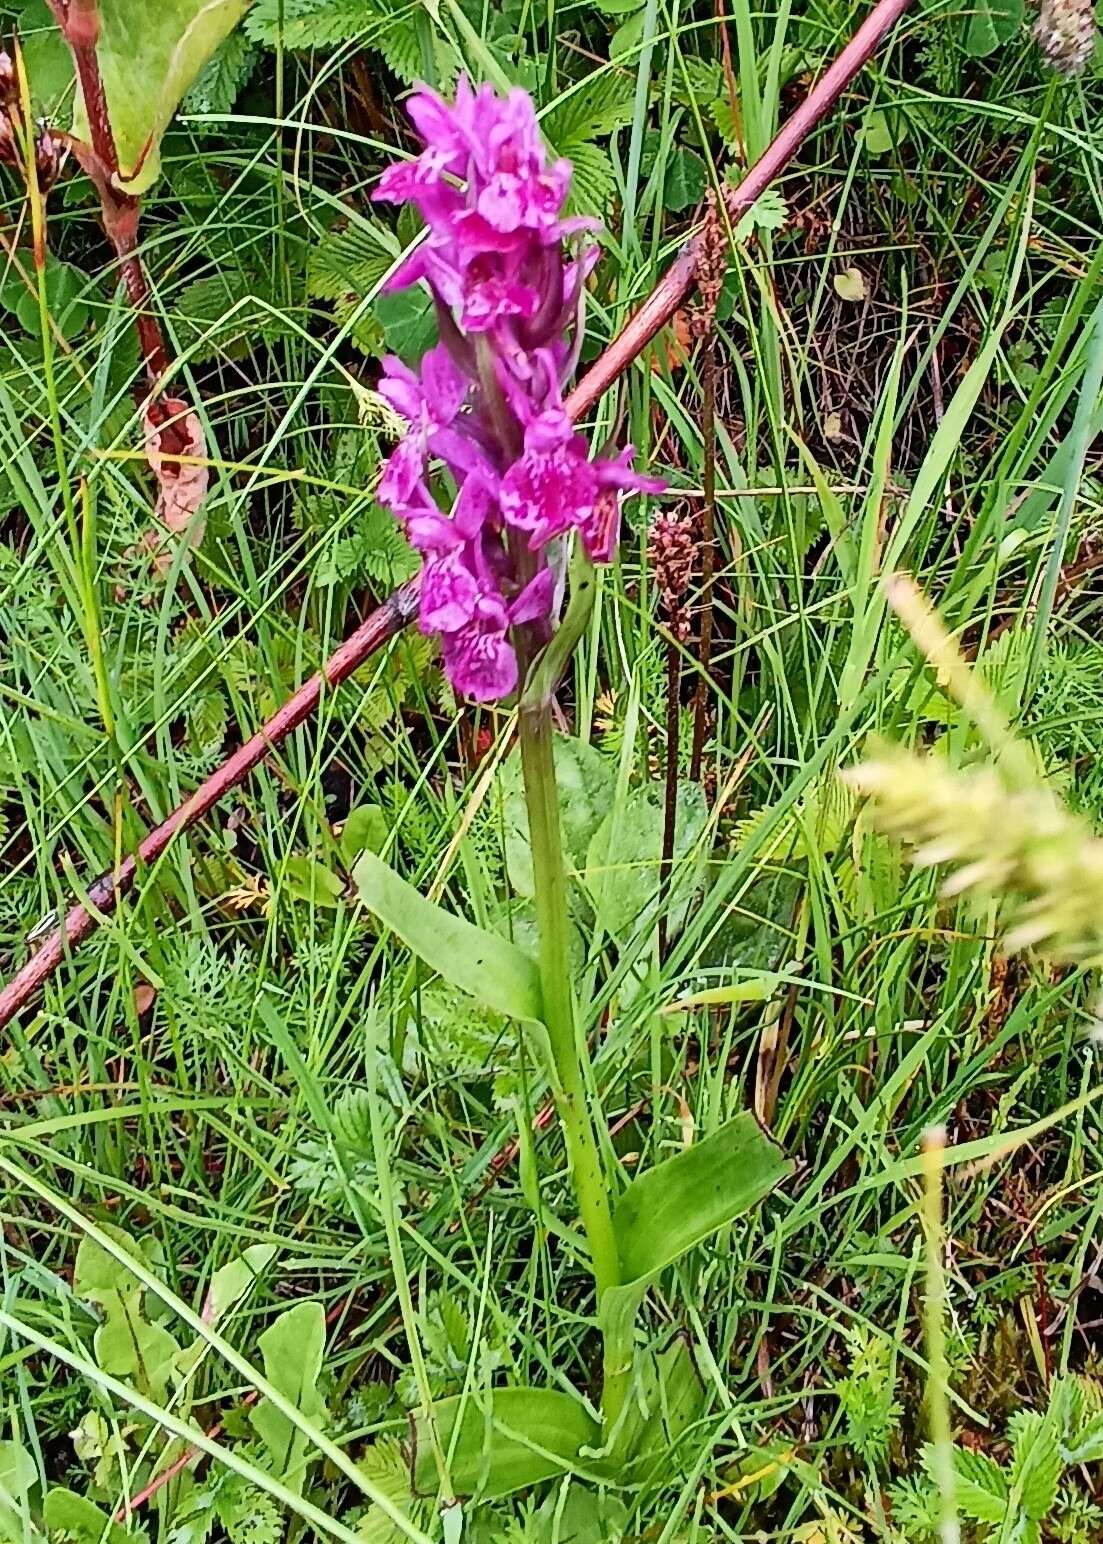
516 691 628 1428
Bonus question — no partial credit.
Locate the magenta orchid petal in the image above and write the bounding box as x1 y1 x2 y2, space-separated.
374 77 662 701
509 567 555 624
443 625 518 701
419 554 481 634
378 435 426 511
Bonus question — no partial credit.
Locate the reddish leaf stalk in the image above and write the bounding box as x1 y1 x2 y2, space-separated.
0 0 914 1028
47 0 172 398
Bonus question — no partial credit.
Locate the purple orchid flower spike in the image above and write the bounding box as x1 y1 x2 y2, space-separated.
373 78 663 703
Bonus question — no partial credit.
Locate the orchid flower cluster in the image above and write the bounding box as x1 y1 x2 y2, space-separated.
373 78 661 701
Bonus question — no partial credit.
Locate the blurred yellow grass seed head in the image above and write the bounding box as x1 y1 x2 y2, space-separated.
844 748 1103 964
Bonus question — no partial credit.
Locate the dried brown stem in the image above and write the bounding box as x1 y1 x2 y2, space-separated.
0 0 915 1027
690 344 716 781
658 639 681 961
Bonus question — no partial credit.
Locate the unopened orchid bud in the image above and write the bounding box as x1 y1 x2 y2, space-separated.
371 78 662 702
35 127 63 189
0 113 16 169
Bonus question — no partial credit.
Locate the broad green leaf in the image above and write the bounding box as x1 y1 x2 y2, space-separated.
94 1294 180 1400
833 267 867 303
499 736 615 896
962 0 1023 56
412 1387 601 1499
612 1113 790 1284
354 851 542 1023
614 1338 704 1479
584 781 707 942
859 109 896 156
43 1488 134 1544
609 9 646 58
663 147 708 213
340 805 389 866
16 1 76 115
283 855 347 907
202 1243 277 1325
375 288 438 366
535 1484 629 1541
250 1300 328 1493
74 1222 147 1303
72 0 252 194
0 1440 36 1538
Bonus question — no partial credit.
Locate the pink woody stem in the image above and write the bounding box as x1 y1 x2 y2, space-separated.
0 0 913 1029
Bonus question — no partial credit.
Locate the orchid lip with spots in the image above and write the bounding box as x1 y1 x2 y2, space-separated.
373 77 662 702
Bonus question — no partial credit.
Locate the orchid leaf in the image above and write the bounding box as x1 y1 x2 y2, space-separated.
411 1387 601 1499
354 850 543 1023
612 1112 790 1282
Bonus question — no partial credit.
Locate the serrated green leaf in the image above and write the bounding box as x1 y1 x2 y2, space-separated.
612 1112 791 1284
1010 1409 1061 1521
73 0 253 193
952 1446 1009 1523
308 221 397 303
354 850 543 1022
562 141 617 215
1064 1410 1103 1463
411 1388 601 1499
732 188 788 242
544 73 637 145
181 30 257 117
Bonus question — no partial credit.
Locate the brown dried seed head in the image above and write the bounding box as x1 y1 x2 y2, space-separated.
1034 0 1096 75
648 507 696 640
690 189 728 338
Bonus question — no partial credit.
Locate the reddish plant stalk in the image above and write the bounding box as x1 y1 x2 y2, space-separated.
0 0 914 1029
47 0 172 397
